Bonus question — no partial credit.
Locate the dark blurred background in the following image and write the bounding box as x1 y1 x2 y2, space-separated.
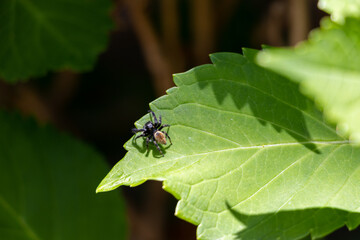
2 0 358 239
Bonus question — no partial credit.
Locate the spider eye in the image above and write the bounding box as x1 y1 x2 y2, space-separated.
154 131 166 144
145 121 153 129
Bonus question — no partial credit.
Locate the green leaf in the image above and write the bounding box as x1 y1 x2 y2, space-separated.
98 50 360 239
318 0 360 23
0 0 113 82
257 17 360 144
0 112 126 239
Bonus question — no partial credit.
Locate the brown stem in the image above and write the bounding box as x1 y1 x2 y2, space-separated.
191 0 216 65
160 0 185 73
288 0 310 45
124 0 173 96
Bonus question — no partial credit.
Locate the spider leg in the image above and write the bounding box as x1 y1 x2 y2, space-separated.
159 124 170 131
146 137 151 149
162 131 172 145
134 133 146 141
153 140 164 157
148 110 158 125
132 128 145 134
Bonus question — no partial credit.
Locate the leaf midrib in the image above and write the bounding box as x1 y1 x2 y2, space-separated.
0 196 41 240
178 144 344 222
18 0 80 55
109 140 351 191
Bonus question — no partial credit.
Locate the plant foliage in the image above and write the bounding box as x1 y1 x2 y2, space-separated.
0 112 126 240
98 50 360 240
257 17 360 143
318 0 360 23
0 0 112 82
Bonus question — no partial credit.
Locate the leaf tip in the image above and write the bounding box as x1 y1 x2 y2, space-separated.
255 50 271 67
96 185 106 193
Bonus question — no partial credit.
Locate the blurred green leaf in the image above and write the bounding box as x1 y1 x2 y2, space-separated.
257 17 360 143
318 0 360 23
98 50 360 240
0 0 113 82
0 112 126 240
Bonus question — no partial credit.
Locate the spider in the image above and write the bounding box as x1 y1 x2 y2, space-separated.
132 110 172 156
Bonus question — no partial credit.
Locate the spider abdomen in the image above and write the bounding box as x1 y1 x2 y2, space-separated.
154 131 167 144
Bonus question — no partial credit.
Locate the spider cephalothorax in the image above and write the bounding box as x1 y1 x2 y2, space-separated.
132 110 172 156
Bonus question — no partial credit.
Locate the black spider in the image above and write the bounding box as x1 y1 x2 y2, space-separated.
132 110 172 156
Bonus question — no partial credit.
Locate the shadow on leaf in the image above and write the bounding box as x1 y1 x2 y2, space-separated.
131 136 171 158
225 202 360 239
192 50 325 153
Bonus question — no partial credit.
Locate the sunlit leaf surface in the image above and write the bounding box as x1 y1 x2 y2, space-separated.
258 17 360 144
318 0 360 23
98 50 360 240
